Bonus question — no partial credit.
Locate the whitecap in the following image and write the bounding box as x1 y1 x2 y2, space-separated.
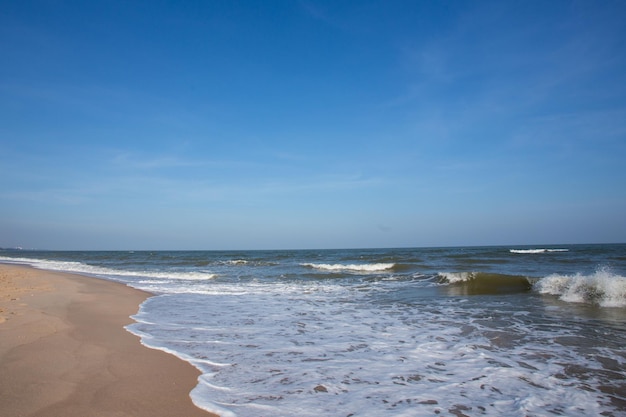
301 262 395 272
534 268 626 307
437 271 473 283
510 249 569 254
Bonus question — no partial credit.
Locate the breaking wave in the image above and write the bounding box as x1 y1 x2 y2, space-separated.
301 262 395 272
535 268 626 307
0 256 217 281
510 248 569 254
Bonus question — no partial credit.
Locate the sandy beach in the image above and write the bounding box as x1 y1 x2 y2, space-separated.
0 263 216 417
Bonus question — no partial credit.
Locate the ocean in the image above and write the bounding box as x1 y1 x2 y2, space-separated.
2 244 625 417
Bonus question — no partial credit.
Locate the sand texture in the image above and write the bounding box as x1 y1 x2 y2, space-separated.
0 264 216 417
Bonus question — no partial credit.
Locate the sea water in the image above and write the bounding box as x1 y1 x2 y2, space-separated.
2 244 626 416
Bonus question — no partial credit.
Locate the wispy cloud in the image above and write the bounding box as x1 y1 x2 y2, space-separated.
4 188 91 205
110 152 202 170
254 173 382 195
298 0 346 29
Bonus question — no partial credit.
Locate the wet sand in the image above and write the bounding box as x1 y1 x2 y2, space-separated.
0 263 216 417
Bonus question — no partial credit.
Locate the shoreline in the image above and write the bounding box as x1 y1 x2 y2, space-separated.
0 263 217 417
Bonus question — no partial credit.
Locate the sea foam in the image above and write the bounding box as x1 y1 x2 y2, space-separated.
535 268 626 307
301 262 395 272
128 287 616 417
0 256 217 281
510 248 569 254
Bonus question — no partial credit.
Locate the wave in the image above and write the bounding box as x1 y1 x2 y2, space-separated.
510 249 569 254
534 268 626 307
222 259 248 265
0 256 217 281
437 272 533 295
101 269 217 281
217 259 278 267
301 262 395 273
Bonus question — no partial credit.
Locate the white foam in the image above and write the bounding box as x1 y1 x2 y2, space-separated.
438 271 473 283
129 282 621 417
535 268 626 307
510 248 569 254
0 256 216 281
301 262 395 272
223 260 248 265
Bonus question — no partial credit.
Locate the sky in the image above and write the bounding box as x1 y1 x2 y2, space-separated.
1 0 625 250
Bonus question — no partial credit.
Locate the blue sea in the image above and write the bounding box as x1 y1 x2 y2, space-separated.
2 244 626 417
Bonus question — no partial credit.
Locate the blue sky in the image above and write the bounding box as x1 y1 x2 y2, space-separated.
1 0 625 250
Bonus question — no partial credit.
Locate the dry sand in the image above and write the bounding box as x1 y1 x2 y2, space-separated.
0 263 217 417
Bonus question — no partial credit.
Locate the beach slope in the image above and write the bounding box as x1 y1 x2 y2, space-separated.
0 264 215 417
